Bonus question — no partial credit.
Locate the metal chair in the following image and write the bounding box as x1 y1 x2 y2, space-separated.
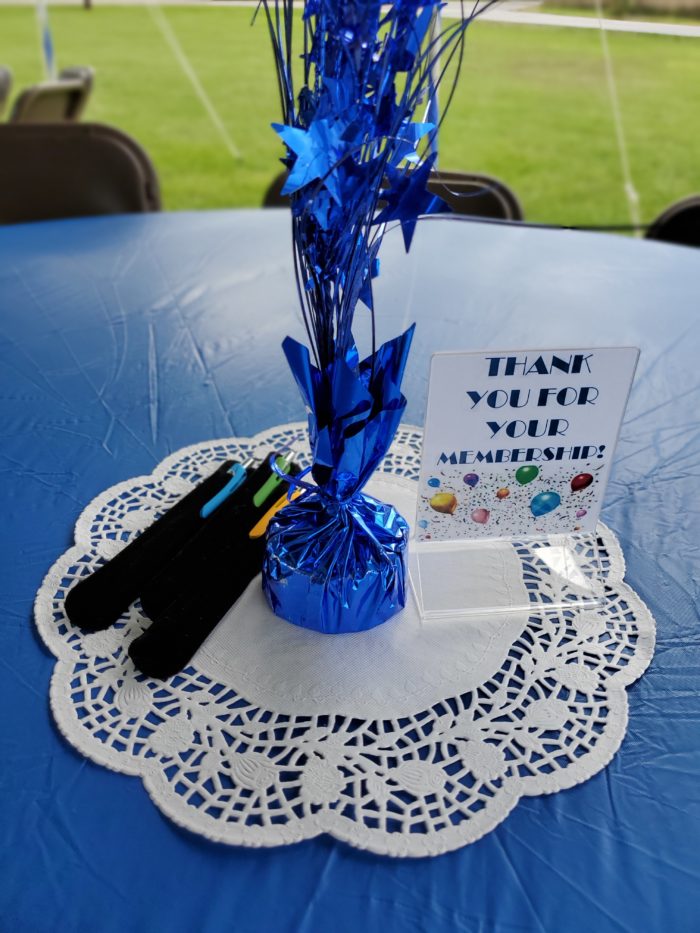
0 123 161 225
10 66 94 123
263 168 524 222
58 66 95 119
427 170 524 221
262 170 289 207
645 195 700 249
0 66 11 117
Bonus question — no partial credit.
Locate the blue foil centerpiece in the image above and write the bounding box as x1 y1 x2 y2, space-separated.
258 0 490 633
263 326 414 634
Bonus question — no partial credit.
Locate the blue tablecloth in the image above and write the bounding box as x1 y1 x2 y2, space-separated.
1 210 698 933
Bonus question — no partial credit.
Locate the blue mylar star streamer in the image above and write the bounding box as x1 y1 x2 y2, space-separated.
374 155 449 250
257 0 497 633
274 120 344 202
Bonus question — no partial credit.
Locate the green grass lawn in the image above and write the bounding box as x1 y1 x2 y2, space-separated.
1 4 698 226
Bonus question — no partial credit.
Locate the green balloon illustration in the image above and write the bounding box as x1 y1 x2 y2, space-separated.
515 465 539 486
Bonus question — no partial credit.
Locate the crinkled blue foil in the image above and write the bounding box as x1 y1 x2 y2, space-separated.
262 326 414 634
263 492 408 635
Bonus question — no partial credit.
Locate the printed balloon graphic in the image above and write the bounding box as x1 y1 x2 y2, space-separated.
576 508 587 519
571 473 593 492
530 491 561 517
463 473 479 488
496 487 510 500
427 477 441 488
430 492 457 514
515 465 539 486
418 519 429 529
471 508 490 524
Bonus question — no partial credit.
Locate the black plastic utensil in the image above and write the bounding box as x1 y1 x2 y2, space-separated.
129 458 299 679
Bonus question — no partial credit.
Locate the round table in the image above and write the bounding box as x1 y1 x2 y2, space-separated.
2 210 698 933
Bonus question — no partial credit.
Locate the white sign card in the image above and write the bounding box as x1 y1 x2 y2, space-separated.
416 347 639 542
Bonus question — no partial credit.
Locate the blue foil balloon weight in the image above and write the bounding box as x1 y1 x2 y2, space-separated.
262 326 414 634
263 492 409 634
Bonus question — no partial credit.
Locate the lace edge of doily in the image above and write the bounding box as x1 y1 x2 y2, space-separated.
38 570 656 856
44 653 647 857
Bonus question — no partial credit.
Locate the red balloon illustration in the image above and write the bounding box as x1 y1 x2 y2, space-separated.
571 473 593 492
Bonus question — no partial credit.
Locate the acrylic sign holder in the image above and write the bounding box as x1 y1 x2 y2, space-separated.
408 530 606 620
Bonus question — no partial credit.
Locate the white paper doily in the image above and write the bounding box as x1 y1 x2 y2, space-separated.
35 422 655 857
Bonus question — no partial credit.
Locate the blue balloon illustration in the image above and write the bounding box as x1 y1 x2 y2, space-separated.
530 491 561 517
427 477 440 488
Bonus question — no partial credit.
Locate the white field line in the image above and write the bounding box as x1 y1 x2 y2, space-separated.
145 0 241 158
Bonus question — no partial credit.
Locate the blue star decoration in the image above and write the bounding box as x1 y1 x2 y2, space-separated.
273 119 345 203
374 156 449 250
393 121 436 165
